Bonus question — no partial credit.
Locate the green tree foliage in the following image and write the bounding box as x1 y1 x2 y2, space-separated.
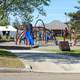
68 1 80 31
0 17 9 26
12 19 20 28
68 11 80 30
0 0 50 23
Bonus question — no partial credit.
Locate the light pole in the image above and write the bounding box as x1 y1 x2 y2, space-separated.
65 12 71 41
65 12 67 23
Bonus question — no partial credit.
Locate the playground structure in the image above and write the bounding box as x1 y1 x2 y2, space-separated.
34 19 48 46
16 24 34 46
34 19 58 46
16 19 58 46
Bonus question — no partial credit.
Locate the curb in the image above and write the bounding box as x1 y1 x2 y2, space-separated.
8 50 48 53
31 70 80 73
1 68 80 73
0 68 31 73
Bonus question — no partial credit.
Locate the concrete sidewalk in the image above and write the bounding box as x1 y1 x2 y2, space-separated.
0 68 30 72
0 61 80 73
7 49 80 73
5 45 80 73
21 59 80 73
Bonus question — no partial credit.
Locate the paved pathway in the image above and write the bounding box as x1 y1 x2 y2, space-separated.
11 51 80 73
0 72 80 80
4 41 80 73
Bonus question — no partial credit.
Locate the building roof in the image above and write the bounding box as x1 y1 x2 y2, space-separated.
45 20 68 30
0 25 17 31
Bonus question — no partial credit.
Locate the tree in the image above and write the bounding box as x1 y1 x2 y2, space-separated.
12 19 20 28
0 0 50 23
68 1 80 31
68 11 80 30
0 17 9 26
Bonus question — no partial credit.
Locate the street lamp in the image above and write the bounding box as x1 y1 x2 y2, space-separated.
65 12 71 41
65 12 67 23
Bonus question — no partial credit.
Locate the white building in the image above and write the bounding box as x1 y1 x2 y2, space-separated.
0 25 17 37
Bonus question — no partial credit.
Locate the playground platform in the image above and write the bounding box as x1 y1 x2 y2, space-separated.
0 42 38 50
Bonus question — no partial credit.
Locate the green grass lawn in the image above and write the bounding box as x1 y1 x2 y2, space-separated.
50 49 80 53
0 50 16 57
47 49 80 56
33 46 80 55
56 36 70 40
0 50 25 68
56 37 64 40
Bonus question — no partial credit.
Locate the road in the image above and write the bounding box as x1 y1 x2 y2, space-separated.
0 72 80 80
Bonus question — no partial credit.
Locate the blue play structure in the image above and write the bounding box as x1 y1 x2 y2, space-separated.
16 23 34 46
25 31 34 45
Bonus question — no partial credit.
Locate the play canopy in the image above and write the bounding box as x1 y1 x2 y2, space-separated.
0 25 17 31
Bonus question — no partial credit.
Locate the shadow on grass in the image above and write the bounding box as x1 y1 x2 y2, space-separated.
14 51 80 64
0 50 16 57
0 50 24 68
59 50 80 57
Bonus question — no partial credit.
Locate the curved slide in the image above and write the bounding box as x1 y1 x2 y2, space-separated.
25 31 34 45
17 31 34 45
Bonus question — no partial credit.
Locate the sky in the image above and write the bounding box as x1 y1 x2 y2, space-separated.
32 0 78 25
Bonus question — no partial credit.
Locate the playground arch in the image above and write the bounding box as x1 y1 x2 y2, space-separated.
34 19 47 45
35 19 45 28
